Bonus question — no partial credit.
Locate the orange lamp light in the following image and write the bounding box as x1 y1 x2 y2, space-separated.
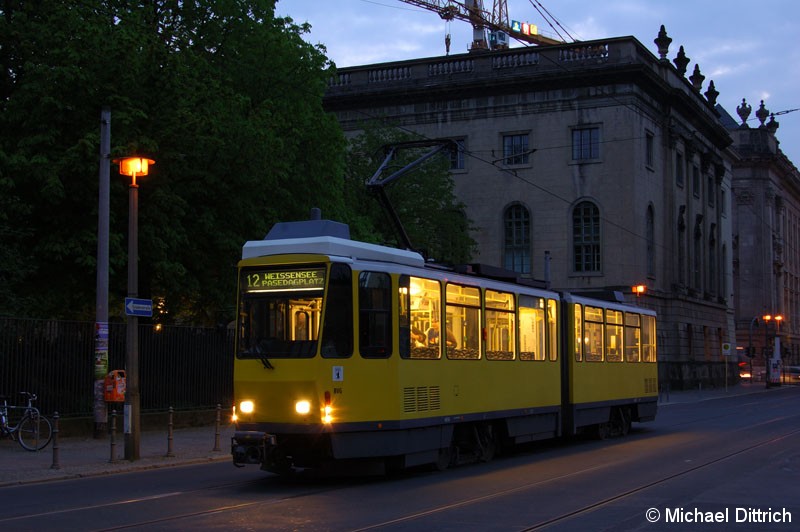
114 157 155 186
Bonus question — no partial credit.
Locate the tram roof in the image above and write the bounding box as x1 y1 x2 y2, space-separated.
242 235 426 268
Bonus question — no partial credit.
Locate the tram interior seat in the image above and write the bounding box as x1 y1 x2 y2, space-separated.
410 347 440 359
447 348 480 360
486 350 514 360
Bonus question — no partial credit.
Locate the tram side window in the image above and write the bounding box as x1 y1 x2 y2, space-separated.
321 263 354 358
401 276 442 360
486 289 515 360
606 309 623 362
642 314 657 362
573 303 583 362
359 271 392 358
519 295 546 361
547 299 559 361
445 283 481 359
584 305 604 361
624 312 641 362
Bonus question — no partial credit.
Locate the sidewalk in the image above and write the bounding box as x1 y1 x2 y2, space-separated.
0 423 234 487
657 379 781 405
0 382 788 487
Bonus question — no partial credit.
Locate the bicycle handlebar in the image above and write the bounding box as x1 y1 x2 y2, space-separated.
18 392 37 403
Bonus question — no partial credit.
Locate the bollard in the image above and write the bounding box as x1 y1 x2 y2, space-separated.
50 412 61 469
213 403 221 452
165 406 175 457
109 409 117 463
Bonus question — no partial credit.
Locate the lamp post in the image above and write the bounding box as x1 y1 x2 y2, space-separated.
762 314 784 388
114 156 154 461
747 316 760 382
94 108 111 438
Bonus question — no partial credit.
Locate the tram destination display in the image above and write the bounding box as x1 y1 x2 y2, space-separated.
242 267 326 292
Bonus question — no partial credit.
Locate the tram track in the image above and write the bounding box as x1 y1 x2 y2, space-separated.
91 479 347 532
521 425 800 531
88 422 800 531
5 389 798 531
348 414 800 531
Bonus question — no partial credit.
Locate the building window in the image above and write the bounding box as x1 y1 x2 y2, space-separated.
572 127 600 160
503 133 529 165
504 204 531 274
693 229 702 289
676 153 684 188
449 139 465 170
645 131 654 168
692 165 700 198
573 201 601 272
707 176 715 207
678 212 686 286
646 205 655 277
721 244 727 300
708 239 716 295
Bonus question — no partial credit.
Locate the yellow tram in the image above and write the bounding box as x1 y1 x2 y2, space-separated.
231 218 658 473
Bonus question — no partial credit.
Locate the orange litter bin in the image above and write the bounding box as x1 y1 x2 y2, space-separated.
104 370 126 402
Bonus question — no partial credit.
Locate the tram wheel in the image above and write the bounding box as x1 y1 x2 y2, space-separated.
435 446 453 471
596 422 612 440
476 423 496 462
617 407 631 436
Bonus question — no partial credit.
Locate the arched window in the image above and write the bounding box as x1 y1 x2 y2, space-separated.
573 201 601 272
503 204 530 273
646 205 655 277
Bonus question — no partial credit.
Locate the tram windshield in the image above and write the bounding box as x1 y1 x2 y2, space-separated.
237 266 325 359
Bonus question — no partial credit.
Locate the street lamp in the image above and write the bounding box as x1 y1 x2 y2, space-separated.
114 156 154 461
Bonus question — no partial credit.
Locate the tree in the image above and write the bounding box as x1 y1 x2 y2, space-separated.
344 122 476 266
0 1 346 324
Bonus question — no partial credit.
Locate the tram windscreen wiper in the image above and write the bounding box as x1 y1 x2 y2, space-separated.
259 356 275 370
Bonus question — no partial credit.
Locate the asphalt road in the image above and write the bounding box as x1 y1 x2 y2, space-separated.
1 385 798 531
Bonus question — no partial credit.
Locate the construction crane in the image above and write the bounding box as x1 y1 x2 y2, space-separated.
399 0 563 54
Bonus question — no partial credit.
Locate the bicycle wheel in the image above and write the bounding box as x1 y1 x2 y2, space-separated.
17 413 53 451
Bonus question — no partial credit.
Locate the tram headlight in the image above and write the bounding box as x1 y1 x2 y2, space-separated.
295 400 311 415
239 400 255 414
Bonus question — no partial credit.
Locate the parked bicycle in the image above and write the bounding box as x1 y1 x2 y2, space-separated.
0 392 53 451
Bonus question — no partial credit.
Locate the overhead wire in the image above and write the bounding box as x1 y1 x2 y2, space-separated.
527 0 574 43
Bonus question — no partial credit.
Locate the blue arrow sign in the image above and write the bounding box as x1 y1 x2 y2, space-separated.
125 297 153 317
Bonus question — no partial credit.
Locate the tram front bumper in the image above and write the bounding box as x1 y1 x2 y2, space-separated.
231 430 276 466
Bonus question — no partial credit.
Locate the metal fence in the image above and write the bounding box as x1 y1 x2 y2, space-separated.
0 317 233 417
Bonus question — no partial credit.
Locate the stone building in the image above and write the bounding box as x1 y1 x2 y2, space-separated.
324 27 737 388
728 101 800 373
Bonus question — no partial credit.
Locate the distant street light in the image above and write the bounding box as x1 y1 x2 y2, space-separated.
114 156 154 461
762 314 785 389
